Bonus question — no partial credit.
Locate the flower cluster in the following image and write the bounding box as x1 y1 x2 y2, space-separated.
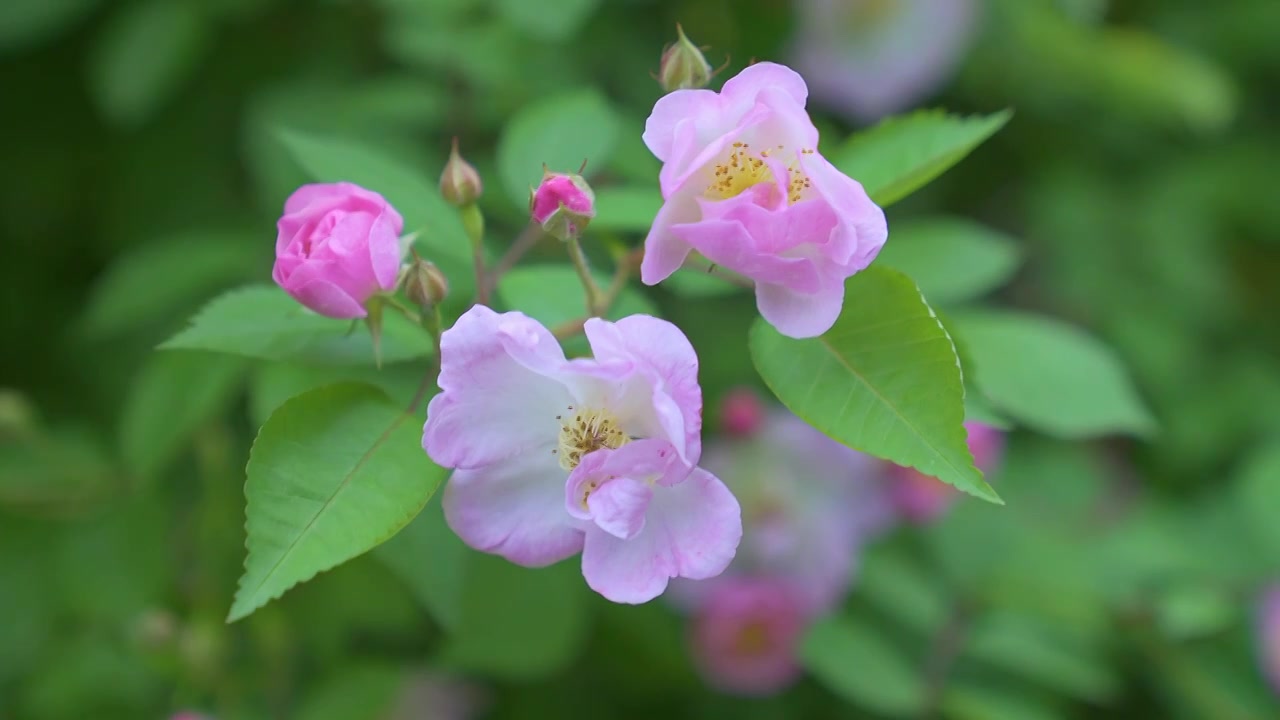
267 55 902 608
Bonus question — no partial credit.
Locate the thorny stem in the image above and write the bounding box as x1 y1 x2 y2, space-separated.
408 303 445 414
566 235 604 315
460 204 487 305
484 224 542 299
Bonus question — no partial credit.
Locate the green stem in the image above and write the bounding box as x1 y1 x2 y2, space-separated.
460 203 488 305
566 236 603 315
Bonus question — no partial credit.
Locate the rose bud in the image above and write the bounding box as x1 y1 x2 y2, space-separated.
440 138 483 208
530 170 595 242
658 24 715 93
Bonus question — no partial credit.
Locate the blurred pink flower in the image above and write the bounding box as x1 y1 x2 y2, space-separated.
719 387 766 438
789 0 980 123
674 400 894 616
690 577 808 696
641 62 887 338
273 182 403 319
889 420 1004 523
390 672 486 720
1258 585 1280 694
422 306 741 603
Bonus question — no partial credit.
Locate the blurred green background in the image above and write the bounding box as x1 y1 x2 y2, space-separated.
3 0 1280 718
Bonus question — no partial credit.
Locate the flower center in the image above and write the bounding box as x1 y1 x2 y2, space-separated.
555 407 629 471
705 143 815 204
732 619 773 656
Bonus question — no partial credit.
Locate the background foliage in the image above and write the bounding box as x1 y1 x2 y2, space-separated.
3 0 1279 718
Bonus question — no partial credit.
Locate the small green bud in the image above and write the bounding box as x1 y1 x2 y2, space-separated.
440 137 482 207
658 24 714 92
404 253 450 309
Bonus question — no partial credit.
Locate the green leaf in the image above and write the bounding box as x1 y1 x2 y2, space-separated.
950 309 1156 438
494 0 599 40
749 266 998 503
1235 443 1280 565
832 110 1012 206
440 553 590 679
249 361 423 427
161 285 433 366
276 128 470 267
800 614 926 716
227 383 446 621
496 90 620 208
495 264 657 355
964 611 1117 701
120 351 248 482
591 186 662 234
372 496 467 631
877 218 1022 305
87 0 211 127
79 229 263 339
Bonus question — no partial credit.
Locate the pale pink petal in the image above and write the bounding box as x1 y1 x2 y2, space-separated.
799 152 887 270
564 439 682 522
581 468 741 604
443 451 585 567
587 478 652 540
583 316 703 468
642 88 721 163
719 62 809 110
755 277 845 338
640 194 699 284
1258 585 1280 693
423 306 572 470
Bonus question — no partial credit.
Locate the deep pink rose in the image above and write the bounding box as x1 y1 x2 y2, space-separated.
273 182 404 319
641 62 888 338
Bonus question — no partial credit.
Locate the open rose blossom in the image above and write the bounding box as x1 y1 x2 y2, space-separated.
889 420 1004 523
690 577 808 696
273 182 404 319
640 62 888 338
422 306 742 603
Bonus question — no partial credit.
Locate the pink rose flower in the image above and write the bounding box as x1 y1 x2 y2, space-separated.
640 62 888 338
273 182 404 319
889 420 1004 523
690 577 808 696
1258 584 1280 694
673 404 894 615
789 0 979 123
422 306 742 603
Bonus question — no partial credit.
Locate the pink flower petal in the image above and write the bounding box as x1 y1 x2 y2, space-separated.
443 450 585 567
754 277 845 339
423 306 572 470
587 478 653 540
581 468 741 604
720 62 810 111
584 316 703 468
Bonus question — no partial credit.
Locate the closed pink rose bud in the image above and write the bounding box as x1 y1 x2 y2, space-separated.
530 171 595 242
719 388 765 437
690 577 807 696
889 420 1004 523
273 182 404 319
